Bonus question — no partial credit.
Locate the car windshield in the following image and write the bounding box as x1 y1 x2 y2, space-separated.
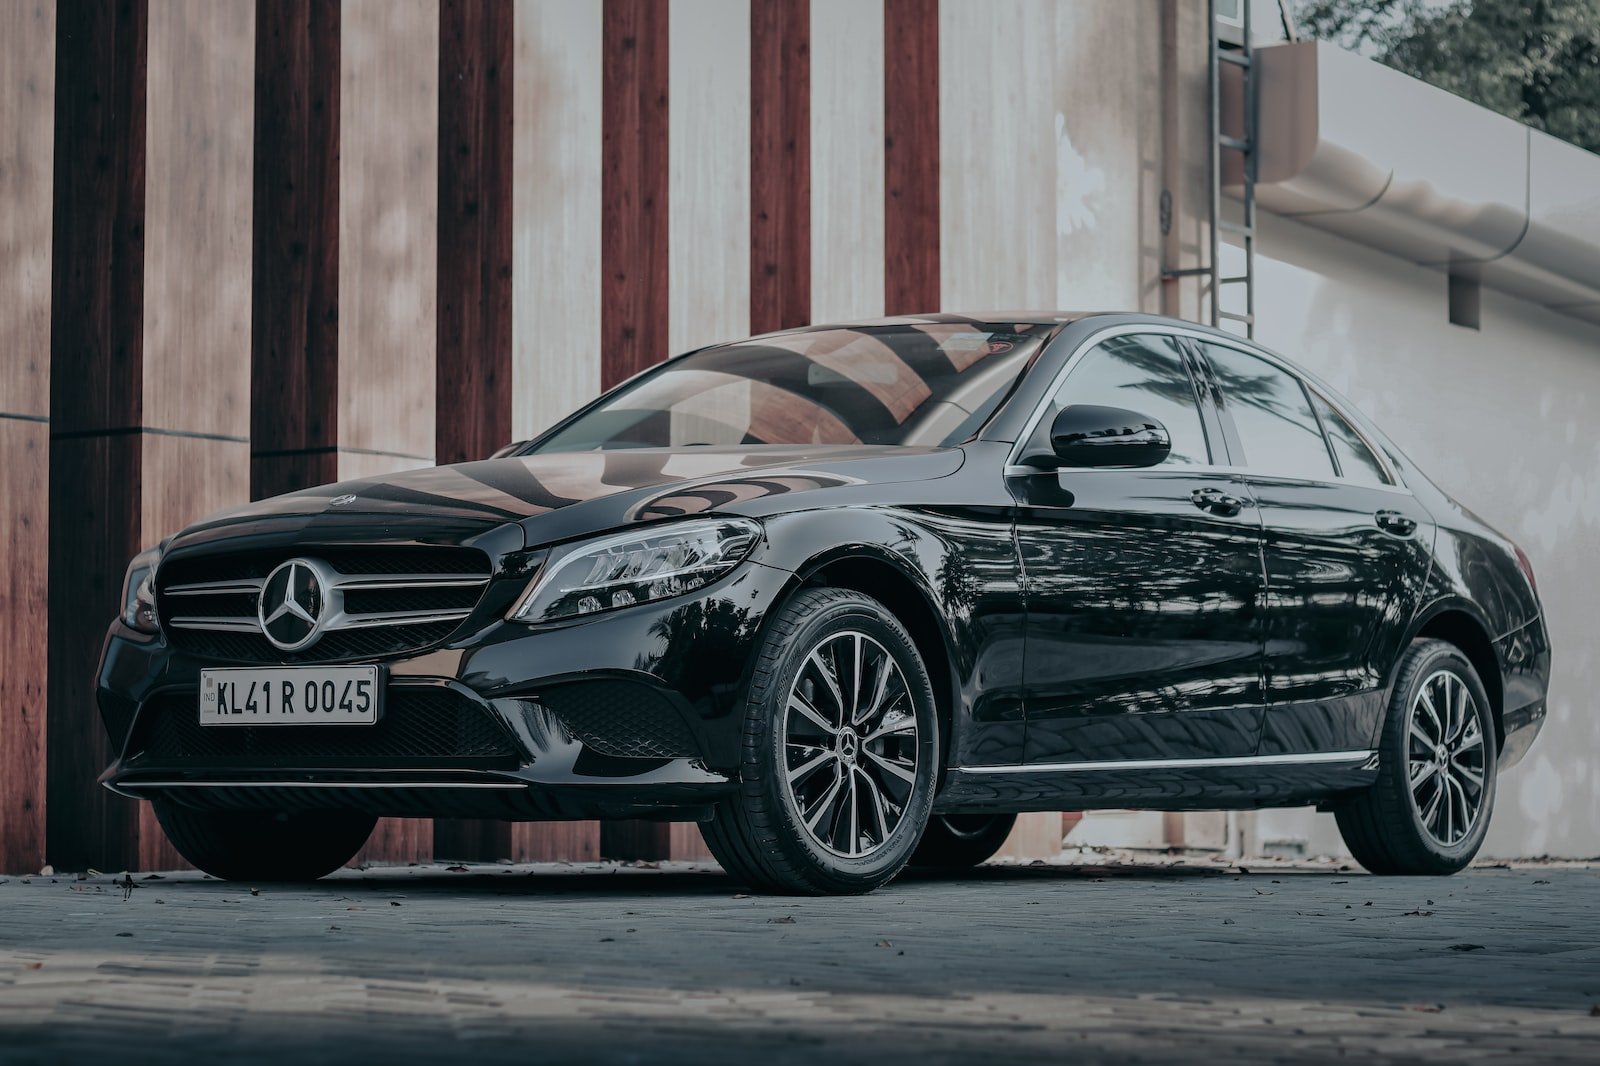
528 323 1051 452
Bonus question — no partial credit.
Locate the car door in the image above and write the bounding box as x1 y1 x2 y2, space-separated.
1192 339 1434 757
1008 331 1268 765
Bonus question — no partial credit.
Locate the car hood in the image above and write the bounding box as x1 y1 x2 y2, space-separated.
174 445 964 551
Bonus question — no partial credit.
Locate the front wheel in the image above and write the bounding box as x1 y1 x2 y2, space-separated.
1335 639 1498 875
153 801 376 881
703 587 939 895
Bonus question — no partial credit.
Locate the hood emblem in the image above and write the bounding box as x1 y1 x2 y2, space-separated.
258 558 329 651
329 494 357 507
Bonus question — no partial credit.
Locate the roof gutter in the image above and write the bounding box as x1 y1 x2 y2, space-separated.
1237 41 1600 327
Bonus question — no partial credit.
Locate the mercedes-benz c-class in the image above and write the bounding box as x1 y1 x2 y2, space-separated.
97 313 1550 893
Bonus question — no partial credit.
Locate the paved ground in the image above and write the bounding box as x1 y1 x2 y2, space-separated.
1 853 1596 1064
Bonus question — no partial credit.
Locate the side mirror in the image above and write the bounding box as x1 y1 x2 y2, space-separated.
1024 404 1171 469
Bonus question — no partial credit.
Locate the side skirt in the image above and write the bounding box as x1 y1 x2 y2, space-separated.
934 751 1379 814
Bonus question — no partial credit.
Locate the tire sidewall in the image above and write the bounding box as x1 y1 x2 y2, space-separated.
752 594 939 888
1386 644 1499 867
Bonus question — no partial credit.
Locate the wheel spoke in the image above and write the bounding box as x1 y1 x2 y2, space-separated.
1414 717 1440 752
1451 762 1485 791
787 748 835 785
1418 780 1444 833
864 747 915 785
857 648 892 728
1408 757 1438 792
864 713 916 744
808 649 849 723
788 691 837 736
851 634 864 724
859 767 891 845
805 763 846 835
1416 686 1444 744
1442 772 1456 843
845 769 861 855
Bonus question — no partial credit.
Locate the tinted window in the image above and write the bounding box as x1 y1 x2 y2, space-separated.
530 324 1047 451
1311 392 1390 486
1034 334 1210 465
1200 343 1335 480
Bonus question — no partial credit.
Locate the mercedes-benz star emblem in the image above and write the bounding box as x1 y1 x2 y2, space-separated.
258 558 328 651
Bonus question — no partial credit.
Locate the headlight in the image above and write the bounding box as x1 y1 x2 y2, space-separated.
121 546 162 634
508 518 762 624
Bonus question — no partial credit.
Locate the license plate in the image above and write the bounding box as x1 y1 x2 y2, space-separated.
200 666 382 727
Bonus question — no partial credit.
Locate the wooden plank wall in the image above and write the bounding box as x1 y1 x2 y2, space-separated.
0 0 55 876
2 0 1212 872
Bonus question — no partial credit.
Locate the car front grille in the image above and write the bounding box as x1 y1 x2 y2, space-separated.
128 686 520 769
157 546 492 663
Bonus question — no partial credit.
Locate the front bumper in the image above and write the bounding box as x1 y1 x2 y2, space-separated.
97 560 798 819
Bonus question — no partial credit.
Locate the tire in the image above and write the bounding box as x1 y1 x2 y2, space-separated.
910 813 1017 868
1335 639 1498 876
153 801 376 882
703 587 940 895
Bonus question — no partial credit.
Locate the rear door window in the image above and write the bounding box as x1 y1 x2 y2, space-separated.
1310 392 1391 486
1199 342 1335 480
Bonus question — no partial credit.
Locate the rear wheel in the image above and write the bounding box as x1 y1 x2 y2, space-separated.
910 813 1017 868
1336 639 1497 875
153 802 375 881
703 587 939 895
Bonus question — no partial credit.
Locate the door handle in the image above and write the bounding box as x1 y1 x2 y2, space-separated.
1191 486 1246 518
1374 509 1418 537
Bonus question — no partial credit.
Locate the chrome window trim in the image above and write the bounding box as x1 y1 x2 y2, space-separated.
956 749 1376 774
1004 321 1413 497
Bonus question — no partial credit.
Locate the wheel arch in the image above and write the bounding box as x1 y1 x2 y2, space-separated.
777 548 959 782
1402 600 1505 749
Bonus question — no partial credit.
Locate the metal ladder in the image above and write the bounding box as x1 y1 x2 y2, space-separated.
1165 1 1297 339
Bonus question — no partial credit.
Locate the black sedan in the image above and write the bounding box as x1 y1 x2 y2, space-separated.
98 313 1550 893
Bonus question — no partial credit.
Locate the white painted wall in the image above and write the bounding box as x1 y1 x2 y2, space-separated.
1245 212 1600 859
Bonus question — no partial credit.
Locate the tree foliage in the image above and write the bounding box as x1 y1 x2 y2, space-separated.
1292 0 1600 153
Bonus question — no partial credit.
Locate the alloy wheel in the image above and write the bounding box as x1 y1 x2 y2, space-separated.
782 630 920 858
1407 668 1488 847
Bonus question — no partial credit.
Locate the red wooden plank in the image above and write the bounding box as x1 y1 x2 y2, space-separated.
250 0 341 501
436 0 514 466
46 0 149 874
750 0 811 334
601 0 669 389
0 421 48 874
883 0 939 315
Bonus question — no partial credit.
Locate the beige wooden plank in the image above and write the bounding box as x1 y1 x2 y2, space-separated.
512 0 602 439
0 0 54 417
339 0 438 461
810 0 884 324
142 0 255 437
667 0 750 355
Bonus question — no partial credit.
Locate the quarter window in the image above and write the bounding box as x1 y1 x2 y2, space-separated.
1035 334 1211 465
1311 392 1390 486
1199 343 1335 480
